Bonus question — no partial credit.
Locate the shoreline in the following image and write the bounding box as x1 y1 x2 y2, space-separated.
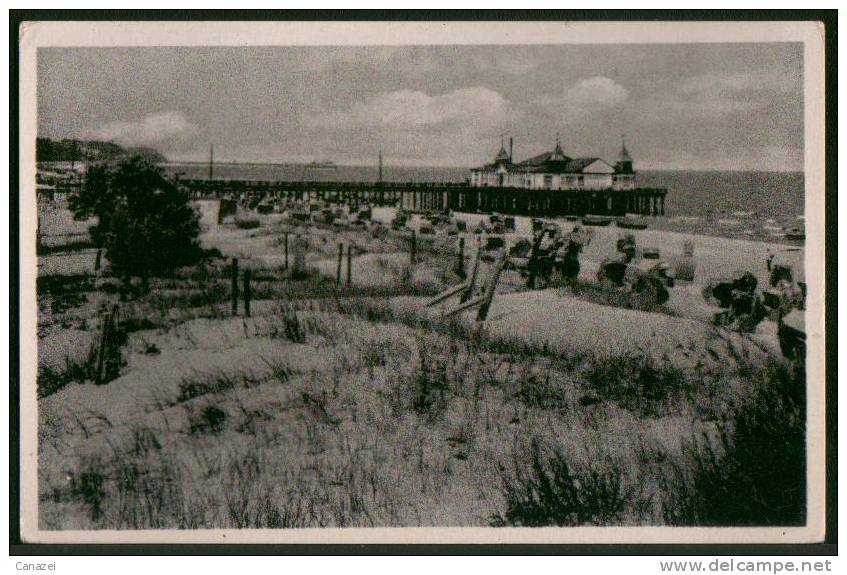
382 208 805 251
37 160 805 246
157 160 804 175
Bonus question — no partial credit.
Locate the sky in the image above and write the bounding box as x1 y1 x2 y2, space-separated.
37 43 803 171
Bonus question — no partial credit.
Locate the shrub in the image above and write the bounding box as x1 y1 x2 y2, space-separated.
515 366 570 410
69 461 107 522
663 362 805 526
269 309 306 343
189 405 228 435
178 373 251 403
581 352 688 417
69 156 203 282
411 345 451 419
38 361 90 398
37 274 92 314
37 314 130 397
493 439 632 526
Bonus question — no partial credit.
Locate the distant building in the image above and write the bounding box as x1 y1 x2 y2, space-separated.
470 135 636 191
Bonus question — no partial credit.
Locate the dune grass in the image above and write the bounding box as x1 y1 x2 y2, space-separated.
662 361 805 526
38 224 805 529
39 286 803 529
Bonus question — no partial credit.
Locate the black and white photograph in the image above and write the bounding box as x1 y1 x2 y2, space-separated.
17 19 827 544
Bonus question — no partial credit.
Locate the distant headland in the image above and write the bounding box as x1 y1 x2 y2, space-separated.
36 137 168 164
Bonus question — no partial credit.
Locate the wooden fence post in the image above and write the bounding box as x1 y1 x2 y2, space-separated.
346 244 353 288
477 250 507 322
95 304 118 385
426 281 473 308
94 312 109 386
231 258 239 316
455 237 466 279
94 249 102 273
461 238 481 303
337 243 344 285
444 294 486 318
243 268 252 318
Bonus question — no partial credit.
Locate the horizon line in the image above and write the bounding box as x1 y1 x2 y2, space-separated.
156 159 804 174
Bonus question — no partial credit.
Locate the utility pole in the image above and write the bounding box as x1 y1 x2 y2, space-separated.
378 149 383 184
208 144 214 180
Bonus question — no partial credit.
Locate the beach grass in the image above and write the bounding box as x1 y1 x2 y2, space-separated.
37 212 805 529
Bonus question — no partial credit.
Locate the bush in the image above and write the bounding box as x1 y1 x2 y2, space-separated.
69 156 203 281
279 309 306 343
179 374 238 403
411 345 451 419
38 356 96 398
65 439 182 528
37 317 130 397
493 439 632 526
69 461 107 522
189 405 228 435
37 310 158 397
582 352 688 417
37 274 92 314
515 367 570 410
663 362 806 526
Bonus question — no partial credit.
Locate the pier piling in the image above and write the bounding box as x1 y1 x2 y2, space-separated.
177 179 666 218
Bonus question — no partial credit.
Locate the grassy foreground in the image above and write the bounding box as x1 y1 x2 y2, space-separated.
38 269 805 529
36 212 805 529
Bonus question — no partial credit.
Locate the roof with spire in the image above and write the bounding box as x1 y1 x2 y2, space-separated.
494 135 510 163
615 135 634 173
474 136 628 175
549 133 567 161
619 135 633 163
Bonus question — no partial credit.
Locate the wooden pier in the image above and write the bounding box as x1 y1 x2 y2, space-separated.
178 179 668 217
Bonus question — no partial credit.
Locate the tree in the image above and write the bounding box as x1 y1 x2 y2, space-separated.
70 156 202 282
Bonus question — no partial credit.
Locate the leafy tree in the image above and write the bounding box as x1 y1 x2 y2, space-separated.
70 157 202 282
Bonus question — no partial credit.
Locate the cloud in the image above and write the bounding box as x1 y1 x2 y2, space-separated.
538 77 629 123
87 111 197 147
563 77 629 106
308 87 512 131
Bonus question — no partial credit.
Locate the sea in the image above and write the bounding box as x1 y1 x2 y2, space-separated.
160 162 805 240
